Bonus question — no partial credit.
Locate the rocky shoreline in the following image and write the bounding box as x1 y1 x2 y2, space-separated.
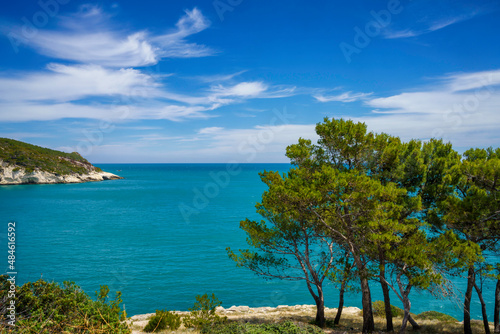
0 161 122 185
128 305 362 333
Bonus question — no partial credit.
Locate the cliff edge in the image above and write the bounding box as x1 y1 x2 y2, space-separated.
0 138 122 185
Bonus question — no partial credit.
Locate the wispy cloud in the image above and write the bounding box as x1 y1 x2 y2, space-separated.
211 82 268 97
358 69 500 147
384 12 482 39
198 127 224 134
314 91 372 103
0 64 160 102
6 6 213 67
182 124 318 162
383 29 418 39
190 70 247 83
0 101 218 122
0 67 299 122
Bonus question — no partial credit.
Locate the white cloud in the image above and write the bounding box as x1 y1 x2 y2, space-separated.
0 66 300 121
191 70 247 83
180 124 318 163
359 69 500 147
314 91 372 103
0 101 216 122
0 64 160 102
428 17 463 32
442 69 500 92
212 82 268 97
7 7 213 67
383 29 418 39
383 12 482 39
198 127 224 134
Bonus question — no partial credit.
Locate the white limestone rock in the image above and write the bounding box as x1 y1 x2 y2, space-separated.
0 160 122 185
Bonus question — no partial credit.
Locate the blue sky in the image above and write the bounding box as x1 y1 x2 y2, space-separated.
1 0 499 163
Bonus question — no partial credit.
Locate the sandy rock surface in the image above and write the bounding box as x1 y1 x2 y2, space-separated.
128 305 362 334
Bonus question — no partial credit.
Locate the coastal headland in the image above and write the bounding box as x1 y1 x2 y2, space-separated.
0 138 122 185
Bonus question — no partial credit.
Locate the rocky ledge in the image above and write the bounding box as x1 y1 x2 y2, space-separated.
0 161 122 185
128 304 362 333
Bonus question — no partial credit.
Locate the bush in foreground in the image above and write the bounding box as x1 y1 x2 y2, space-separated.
371 300 404 318
0 275 129 333
183 293 227 330
143 309 181 332
415 310 458 322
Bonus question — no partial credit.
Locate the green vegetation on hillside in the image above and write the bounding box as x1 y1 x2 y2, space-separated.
0 138 101 175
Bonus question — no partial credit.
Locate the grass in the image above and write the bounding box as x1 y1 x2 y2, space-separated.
0 137 100 175
128 306 493 334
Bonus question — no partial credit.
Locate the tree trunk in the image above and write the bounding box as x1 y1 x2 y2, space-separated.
350 250 374 333
408 314 420 330
360 275 375 333
398 282 411 334
464 266 475 334
474 281 491 334
314 290 326 328
335 256 353 326
380 262 394 332
400 310 410 334
334 280 345 325
495 279 500 334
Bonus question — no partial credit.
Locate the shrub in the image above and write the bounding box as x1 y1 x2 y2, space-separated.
416 310 458 322
143 309 181 332
183 293 227 330
372 300 404 317
0 275 129 333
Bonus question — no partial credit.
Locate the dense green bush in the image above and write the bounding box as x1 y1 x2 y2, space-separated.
0 137 101 175
201 321 324 334
0 275 129 333
415 310 458 322
371 300 404 318
143 309 181 332
183 293 227 330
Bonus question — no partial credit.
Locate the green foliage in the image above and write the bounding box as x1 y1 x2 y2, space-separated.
372 300 404 318
0 137 101 175
441 147 500 247
143 309 181 332
416 311 458 322
183 293 227 330
0 275 129 333
201 321 324 334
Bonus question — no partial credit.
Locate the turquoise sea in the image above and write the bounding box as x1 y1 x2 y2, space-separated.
0 164 496 320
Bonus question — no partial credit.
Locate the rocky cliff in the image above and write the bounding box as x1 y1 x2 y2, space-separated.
0 138 122 185
0 160 122 185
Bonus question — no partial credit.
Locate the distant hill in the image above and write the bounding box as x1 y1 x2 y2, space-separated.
0 138 122 185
